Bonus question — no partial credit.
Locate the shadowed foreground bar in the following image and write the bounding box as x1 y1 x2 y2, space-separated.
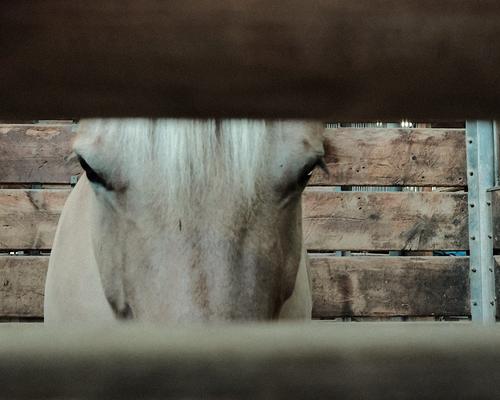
1 323 500 399
2 1 500 120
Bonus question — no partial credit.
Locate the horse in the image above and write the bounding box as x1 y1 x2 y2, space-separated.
44 119 326 323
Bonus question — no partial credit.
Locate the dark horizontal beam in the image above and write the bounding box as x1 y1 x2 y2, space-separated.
3 324 500 399
2 1 500 119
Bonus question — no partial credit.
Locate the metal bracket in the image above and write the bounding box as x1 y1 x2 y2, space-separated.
466 121 496 324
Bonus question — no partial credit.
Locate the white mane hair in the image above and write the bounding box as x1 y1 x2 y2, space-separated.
77 118 275 210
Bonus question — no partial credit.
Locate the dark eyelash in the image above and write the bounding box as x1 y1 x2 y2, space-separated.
299 157 329 185
77 156 112 190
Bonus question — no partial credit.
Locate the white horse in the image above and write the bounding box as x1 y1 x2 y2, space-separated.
44 119 325 323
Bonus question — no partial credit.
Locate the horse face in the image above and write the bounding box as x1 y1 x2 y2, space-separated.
73 119 325 322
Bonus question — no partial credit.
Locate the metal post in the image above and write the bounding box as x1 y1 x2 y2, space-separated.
466 121 496 324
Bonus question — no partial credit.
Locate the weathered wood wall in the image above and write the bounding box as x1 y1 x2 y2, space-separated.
0 123 472 320
0 124 80 184
0 255 476 319
3 1 500 120
312 128 466 187
304 190 468 251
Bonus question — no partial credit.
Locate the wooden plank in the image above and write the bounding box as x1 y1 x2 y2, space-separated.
12 324 500 400
0 256 47 317
0 189 468 251
0 124 465 187
0 124 80 184
310 256 470 318
0 189 69 250
1 256 469 319
491 189 500 249
310 128 466 187
494 256 500 318
303 190 469 251
3 1 500 119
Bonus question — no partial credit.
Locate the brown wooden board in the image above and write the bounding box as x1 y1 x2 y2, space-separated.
310 128 466 187
0 124 80 184
0 124 465 188
310 255 470 318
0 189 469 252
0 189 69 250
494 256 500 318
303 190 469 251
0 255 471 319
3 1 500 120
0 256 47 317
491 189 500 249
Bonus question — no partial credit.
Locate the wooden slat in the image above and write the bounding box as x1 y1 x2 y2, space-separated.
0 189 69 250
0 124 80 184
494 256 500 317
0 124 466 187
310 128 466 187
310 256 470 318
3 1 500 119
0 189 469 252
0 255 471 319
0 256 47 317
491 189 500 249
303 190 469 251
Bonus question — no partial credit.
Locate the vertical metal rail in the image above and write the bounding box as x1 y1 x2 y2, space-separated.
466 121 496 324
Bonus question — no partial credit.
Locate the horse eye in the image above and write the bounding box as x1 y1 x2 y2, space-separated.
298 157 328 186
77 156 112 190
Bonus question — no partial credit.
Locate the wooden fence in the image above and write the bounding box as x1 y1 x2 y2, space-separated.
1 122 485 321
2 323 500 400
3 1 500 121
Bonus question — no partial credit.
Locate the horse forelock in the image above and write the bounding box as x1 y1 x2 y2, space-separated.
76 118 274 213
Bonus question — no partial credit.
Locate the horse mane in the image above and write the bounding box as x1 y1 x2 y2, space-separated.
77 118 272 209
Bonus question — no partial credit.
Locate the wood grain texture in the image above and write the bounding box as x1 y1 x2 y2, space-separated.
0 255 471 319
310 256 470 318
0 124 466 187
310 128 467 187
303 190 469 251
0 189 69 250
0 256 47 317
0 124 80 184
0 189 469 251
491 189 500 249
2 1 500 119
